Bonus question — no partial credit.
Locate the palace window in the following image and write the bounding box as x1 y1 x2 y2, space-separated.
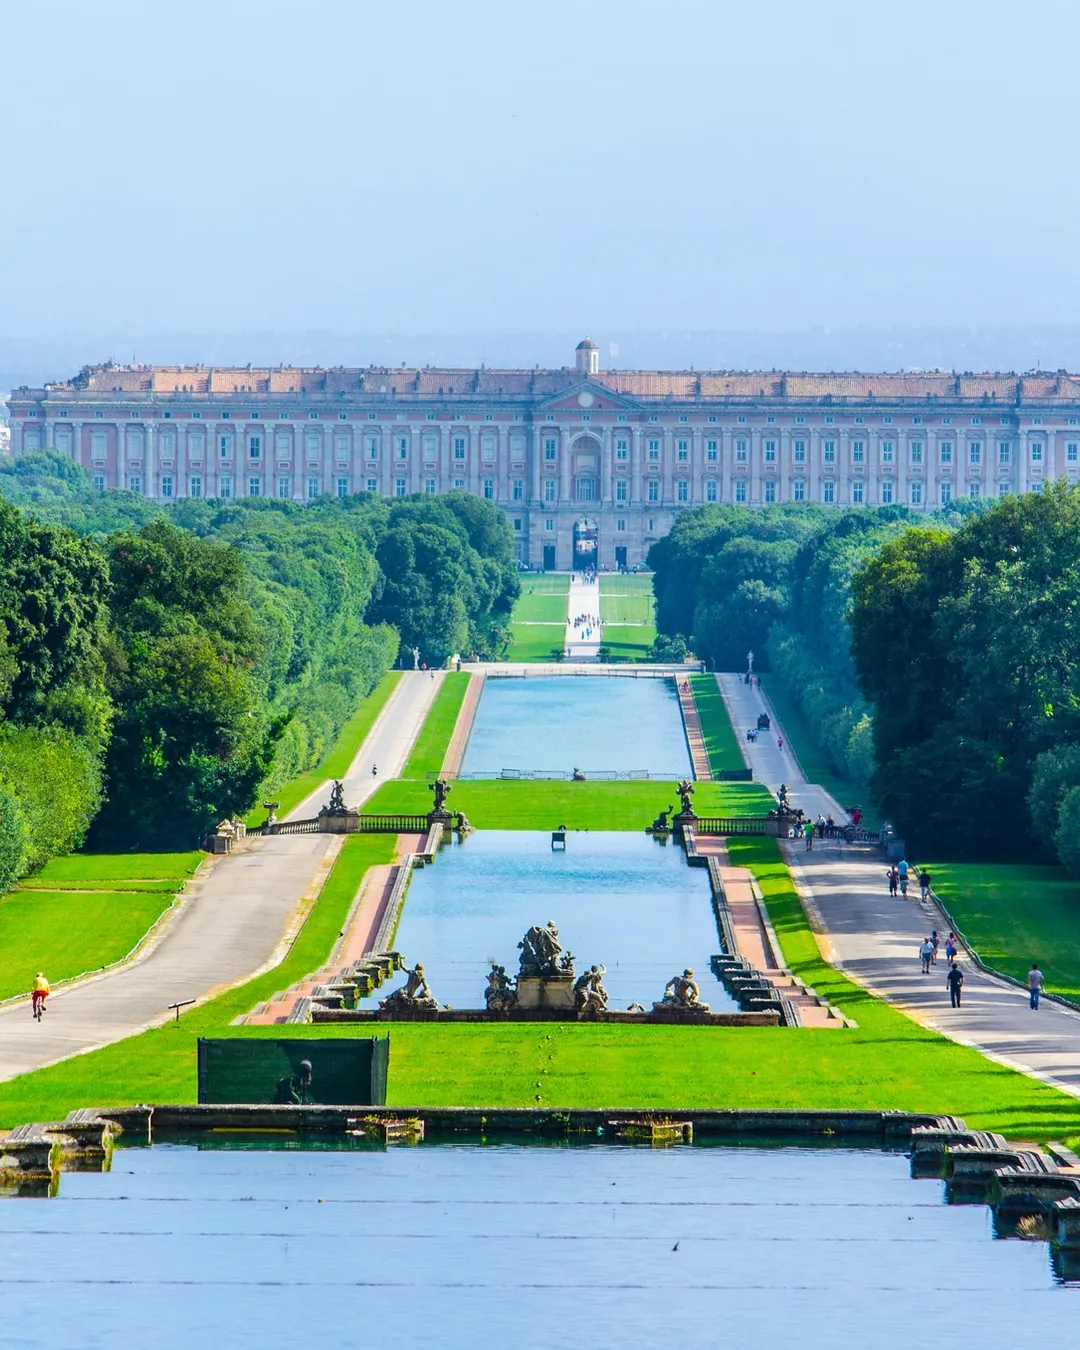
309 412 319 420
881 481 893 504
366 477 378 492
545 518 555 532
482 436 496 461
647 480 659 503
616 438 629 461
484 413 493 421
368 412 377 421
793 480 805 501
277 476 291 499
912 416 922 425
616 518 626 532
397 437 408 459
942 417 952 425
335 435 350 462
883 416 892 424
649 414 659 423
308 477 320 500
648 439 660 460
793 440 806 462
188 476 202 498
453 477 465 490
483 479 495 500
248 435 261 459
574 477 593 502
852 440 865 463
910 441 923 464
677 440 689 461
276 433 292 460
395 478 407 497
881 440 894 463
999 441 1012 465
735 439 748 462
91 430 106 461
706 480 717 502
543 439 556 461
544 479 557 502
969 482 981 498
795 415 805 424
764 440 776 462
219 435 233 459
161 475 174 499
937 482 948 505
822 440 836 464
764 480 776 503
615 479 627 502
456 437 469 460
513 479 524 500
706 440 718 461
737 415 746 424
366 436 379 458
1031 441 1044 463
824 415 834 425
127 475 142 493
423 434 438 460
425 478 437 494
734 481 747 503
679 415 688 424
219 475 232 498
851 481 863 504
648 518 656 532
912 481 925 504
306 434 321 462
248 477 261 497
1068 442 1079 463
969 443 982 465
426 412 436 421
940 442 953 463
337 478 349 499
822 481 835 504
677 480 688 502
971 416 981 425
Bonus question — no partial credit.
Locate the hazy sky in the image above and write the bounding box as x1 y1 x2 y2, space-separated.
3 0 1079 342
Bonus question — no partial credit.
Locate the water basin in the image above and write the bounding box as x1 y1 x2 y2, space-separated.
371 830 734 1011
460 675 691 777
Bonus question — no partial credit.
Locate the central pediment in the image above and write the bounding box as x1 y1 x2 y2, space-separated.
535 380 641 413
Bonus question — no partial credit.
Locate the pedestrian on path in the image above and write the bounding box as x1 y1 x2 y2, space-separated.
944 933 958 963
887 865 899 897
946 961 964 1007
920 938 935 974
777 735 784 750
1028 962 1044 1010
930 930 940 964
919 868 932 901
803 819 815 851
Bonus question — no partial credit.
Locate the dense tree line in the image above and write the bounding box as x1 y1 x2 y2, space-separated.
0 455 518 860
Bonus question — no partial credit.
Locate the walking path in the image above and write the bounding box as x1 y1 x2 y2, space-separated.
564 573 602 660
717 672 1080 1098
0 673 440 1083
676 680 712 780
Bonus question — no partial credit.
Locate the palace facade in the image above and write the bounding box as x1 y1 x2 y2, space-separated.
8 339 1080 569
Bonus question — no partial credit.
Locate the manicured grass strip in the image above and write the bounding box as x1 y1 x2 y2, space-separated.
244 671 402 824
601 624 656 661
927 862 1080 1005
366 778 775 829
690 675 745 775
0 834 396 1129
721 837 1080 1138
0 889 175 1003
761 678 879 829
599 577 655 625
28 852 202 886
506 624 566 662
512 575 570 624
402 672 471 778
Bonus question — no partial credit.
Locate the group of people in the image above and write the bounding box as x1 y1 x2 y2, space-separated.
886 859 932 899
571 612 601 640
915 933 1046 1012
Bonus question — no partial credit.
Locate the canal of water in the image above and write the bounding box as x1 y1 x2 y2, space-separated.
460 675 692 777
366 830 735 1011
1 1139 1074 1348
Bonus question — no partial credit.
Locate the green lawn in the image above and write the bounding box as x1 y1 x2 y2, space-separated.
601 624 657 661
366 778 775 829
927 862 1080 1004
23 852 202 887
511 574 570 624
0 889 177 1002
506 624 566 662
402 672 471 778
599 576 656 626
690 674 745 775
244 671 402 825
0 834 396 1128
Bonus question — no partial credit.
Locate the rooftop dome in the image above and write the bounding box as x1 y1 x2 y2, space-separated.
576 337 599 350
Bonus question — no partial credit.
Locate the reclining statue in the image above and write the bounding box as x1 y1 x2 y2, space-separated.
380 961 440 1012
654 967 710 1013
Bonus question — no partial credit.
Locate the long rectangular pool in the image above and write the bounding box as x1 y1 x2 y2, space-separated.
460 675 692 777
1 1140 1073 1348
369 830 734 1011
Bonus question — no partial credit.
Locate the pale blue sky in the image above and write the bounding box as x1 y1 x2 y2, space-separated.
2 0 1078 341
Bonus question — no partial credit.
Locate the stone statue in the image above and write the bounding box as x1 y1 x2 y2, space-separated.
572 766 587 781
573 964 608 1014
380 961 440 1012
654 967 710 1013
430 778 451 814
649 804 674 832
676 780 696 818
484 963 517 1012
327 780 346 813
518 921 565 978
412 645 421 670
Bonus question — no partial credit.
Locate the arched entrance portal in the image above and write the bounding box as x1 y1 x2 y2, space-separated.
573 518 598 571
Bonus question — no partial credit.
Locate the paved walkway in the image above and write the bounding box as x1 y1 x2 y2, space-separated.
564 573 602 660
677 681 712 780
0 672 440 1083
718 673 1080 1098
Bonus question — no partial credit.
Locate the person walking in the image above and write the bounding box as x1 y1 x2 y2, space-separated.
887 865 899 897
803 818 815 851
919 937 935 974
919 868 932 901
1028 962 1044 1010
930 930 940 964
944 933 958 963
946 961 964 1007
777 735 784 751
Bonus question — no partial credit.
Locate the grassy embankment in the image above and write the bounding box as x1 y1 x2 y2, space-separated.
0 853 203 1003
690 675 745 775
506 574 569 661
402 672 471 778
243 670 402 825
599 574 656 661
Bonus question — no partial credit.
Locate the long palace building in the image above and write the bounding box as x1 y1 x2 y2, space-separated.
8 338 1080 569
